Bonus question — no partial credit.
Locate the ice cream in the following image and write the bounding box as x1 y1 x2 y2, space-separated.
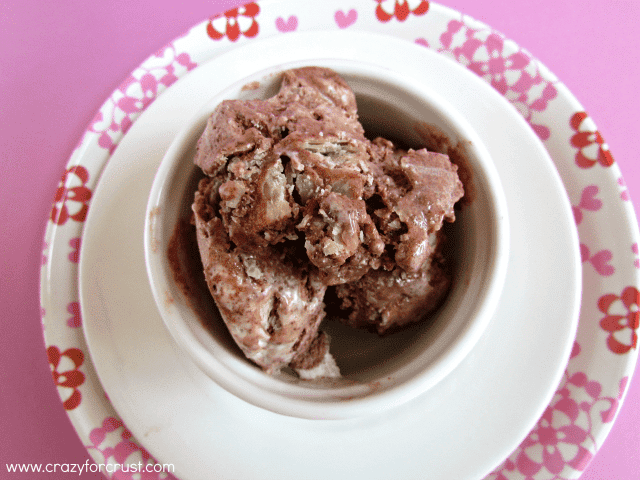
191 67 464 378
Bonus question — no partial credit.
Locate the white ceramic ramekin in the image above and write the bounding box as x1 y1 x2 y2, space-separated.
144 59 509 420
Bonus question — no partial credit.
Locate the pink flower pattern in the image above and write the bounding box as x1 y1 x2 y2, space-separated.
488 344 627 480
68 237 81 263
67 301 82 328
335 9 358 29
275 15 298 32
618 176 630 201
42 241 48 266
580 244 615 277
437 19 557 140
572 185 602 225
89 44 197 153
86 417 176 480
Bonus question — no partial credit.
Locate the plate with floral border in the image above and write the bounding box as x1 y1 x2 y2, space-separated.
39 1 639 480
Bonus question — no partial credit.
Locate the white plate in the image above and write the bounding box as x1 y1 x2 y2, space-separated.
39 2 640 480
79 30 579 480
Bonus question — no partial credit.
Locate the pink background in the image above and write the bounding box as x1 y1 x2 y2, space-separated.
1 0 638 479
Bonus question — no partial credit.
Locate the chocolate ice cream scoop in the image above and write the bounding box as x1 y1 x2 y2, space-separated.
192 177 338 375
191 66 463 376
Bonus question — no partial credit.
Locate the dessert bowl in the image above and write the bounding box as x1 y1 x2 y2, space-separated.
144 58 509 419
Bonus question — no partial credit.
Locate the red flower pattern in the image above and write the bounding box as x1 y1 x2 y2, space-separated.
50 165 92 226
598 286 639 354
570 112 614 169
47 346 85 410
375 0 429 22
207 2 260 42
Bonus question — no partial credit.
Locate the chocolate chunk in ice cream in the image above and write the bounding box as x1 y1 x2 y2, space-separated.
191 66 464 377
